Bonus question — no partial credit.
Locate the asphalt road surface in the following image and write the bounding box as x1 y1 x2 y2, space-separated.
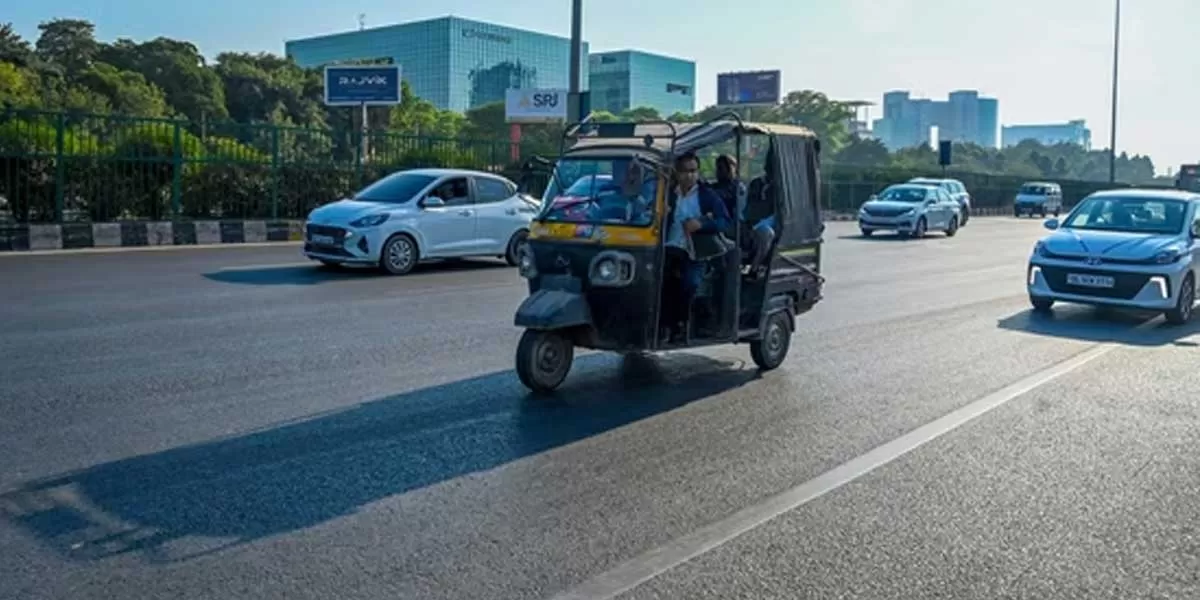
2 218 1198 600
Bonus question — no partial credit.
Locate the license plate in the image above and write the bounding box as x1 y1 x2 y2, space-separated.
1066 273 1115 288
311 234 336 246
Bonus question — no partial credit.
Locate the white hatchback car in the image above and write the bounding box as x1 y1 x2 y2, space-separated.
303 168 540 275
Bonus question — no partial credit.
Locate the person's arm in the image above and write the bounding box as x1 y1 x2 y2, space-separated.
695 187 732 233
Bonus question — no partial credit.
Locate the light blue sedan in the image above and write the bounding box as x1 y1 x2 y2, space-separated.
1027 189 1200 323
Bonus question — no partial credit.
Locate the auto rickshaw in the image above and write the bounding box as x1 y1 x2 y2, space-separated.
512 113 826 392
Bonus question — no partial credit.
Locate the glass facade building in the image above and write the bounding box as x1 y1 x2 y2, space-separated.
588 50 696 116
872 89 1000 149
285 16 589 112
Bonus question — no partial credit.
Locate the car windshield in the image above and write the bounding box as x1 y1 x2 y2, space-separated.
1020 184 1051 195
1064 196 1188 234
353 172 437 203
876 186 930 203
538 157 659 226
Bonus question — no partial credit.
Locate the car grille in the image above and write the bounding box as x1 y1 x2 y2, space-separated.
1039 265 1153 300
306 224 347 242
863 206 911 218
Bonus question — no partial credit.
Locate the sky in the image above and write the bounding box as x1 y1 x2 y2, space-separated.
8 0 1198 174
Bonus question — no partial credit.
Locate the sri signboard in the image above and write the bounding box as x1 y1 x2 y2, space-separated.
323 65 402 106
716 70 781 106
505 88 568 123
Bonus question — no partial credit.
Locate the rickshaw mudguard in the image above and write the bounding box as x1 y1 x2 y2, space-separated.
514 280 593 330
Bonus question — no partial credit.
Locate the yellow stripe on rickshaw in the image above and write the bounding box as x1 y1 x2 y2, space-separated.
529 222 659 247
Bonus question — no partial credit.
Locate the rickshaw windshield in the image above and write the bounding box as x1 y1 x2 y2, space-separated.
538 156 659 226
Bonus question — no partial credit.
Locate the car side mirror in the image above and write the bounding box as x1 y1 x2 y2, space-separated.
423 196 445 208
1044 218 1060 230
868 194 878 201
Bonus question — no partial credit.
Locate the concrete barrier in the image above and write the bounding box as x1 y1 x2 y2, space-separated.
0 220 304 252
0 209 1023 253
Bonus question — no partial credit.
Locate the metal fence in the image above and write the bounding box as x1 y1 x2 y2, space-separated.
0 108 1136 223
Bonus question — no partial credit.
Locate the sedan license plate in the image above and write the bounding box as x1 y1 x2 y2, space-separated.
311 234 336 246
1066 273 1115 288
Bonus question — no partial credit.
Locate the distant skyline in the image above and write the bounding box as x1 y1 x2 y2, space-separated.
7 0 1196 173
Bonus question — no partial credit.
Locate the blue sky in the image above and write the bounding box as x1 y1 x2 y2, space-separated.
8 0 1197 173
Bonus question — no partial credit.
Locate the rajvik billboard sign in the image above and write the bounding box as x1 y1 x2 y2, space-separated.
716 70 781 106
505 88 568 123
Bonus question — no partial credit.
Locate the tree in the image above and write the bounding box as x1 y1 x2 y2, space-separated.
0 22 35 67
34 18 99 77
833 136 889 167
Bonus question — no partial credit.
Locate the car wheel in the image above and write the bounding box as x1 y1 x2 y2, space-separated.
861 228 874 237
960 206 970 225
945 216 959 237
1030 295 1054 313
505 229 529 267
1164 274 1195 325
515 329 574 393
379 233 418 275
912 217 927 239
750 311 791 371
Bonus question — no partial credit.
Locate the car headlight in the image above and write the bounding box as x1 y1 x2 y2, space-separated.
1034 241 1049 258
518 245 538 279
349 213 389 228
1153 247 1184 264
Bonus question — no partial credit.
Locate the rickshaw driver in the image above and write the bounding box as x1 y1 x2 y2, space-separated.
661 151 733 340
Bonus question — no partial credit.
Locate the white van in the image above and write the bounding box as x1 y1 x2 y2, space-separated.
1014 182 1063 217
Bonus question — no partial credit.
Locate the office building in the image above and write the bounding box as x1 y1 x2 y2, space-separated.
1002 120 1092 149
872 90 999 149
285 16 589 112
588 50 696 116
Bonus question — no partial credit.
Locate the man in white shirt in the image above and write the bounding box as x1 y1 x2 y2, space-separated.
661 152 732 340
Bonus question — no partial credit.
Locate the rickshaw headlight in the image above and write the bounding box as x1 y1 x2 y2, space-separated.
588 251 636 287
596 259 618 281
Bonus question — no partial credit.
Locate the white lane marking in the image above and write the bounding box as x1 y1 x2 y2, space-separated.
0 241 302 258
549 320 1160 600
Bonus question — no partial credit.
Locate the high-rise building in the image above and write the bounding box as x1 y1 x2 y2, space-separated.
588 50 696 116
1001 120 1091 149
284 16 589 112
872 90 1000 149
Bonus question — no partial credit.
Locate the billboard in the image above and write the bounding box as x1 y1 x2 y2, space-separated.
323 65 402 106
716 70 781 106
505 88 569 123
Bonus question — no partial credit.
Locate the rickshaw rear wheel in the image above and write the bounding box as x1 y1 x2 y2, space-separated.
516 329 575 393
750 312 791 371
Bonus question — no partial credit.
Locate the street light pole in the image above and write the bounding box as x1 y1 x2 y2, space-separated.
568 0 584 121
1108 0 1121 183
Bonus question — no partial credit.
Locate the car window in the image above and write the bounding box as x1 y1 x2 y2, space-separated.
938 189 953 203
430 177 471 207
475 177 513 204
353 172 438 203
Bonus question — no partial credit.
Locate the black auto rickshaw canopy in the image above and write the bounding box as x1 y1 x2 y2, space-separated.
556 117 825 248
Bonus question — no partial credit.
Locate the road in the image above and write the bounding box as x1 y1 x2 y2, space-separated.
2 218 1198 600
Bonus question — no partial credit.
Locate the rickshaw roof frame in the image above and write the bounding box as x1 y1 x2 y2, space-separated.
558 112 818 165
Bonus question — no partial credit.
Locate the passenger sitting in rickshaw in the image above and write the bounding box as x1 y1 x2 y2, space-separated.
661 151 733 340
705 154 745 219
742 152 779 272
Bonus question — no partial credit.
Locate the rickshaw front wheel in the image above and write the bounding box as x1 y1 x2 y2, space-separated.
750 312 791 371
516 329 575 393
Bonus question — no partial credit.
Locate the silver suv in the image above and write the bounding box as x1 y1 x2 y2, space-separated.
909 178 972 225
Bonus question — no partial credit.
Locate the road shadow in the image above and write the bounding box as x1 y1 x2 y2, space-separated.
836 233 911 242
203 259 510 286
997 304 1200 347
0 351 761 564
